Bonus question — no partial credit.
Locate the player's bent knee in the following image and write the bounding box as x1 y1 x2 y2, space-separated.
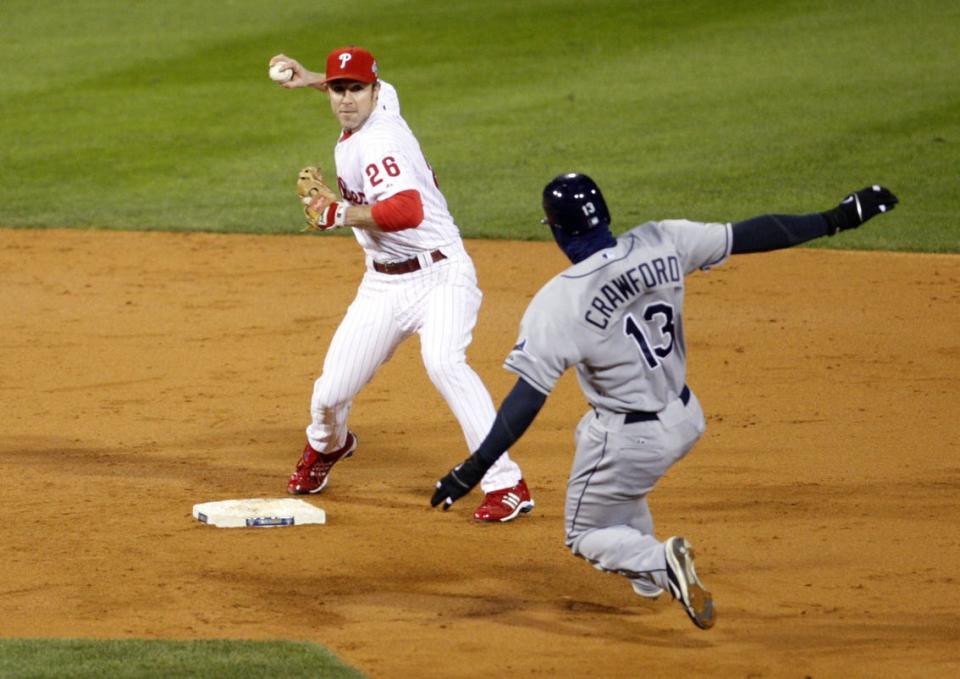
565 530 586 553
422 357 468 385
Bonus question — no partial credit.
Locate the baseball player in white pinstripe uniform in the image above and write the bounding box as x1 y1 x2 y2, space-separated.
269 46 534 522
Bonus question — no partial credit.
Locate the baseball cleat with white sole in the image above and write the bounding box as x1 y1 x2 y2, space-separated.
287 432 358 495
473 479 535 522
664 536 715 630
631 579 665 600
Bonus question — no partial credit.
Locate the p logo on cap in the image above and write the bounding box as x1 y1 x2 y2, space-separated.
324 47 378 84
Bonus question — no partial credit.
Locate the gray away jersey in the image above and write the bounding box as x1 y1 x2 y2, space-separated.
505 220 732 413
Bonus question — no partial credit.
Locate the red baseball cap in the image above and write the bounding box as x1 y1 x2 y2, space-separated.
323 46 378 84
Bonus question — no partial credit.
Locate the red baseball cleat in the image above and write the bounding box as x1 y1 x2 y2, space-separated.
287 432 358 495
473 479 535 523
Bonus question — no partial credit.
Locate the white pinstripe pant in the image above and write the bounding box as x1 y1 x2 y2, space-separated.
306 247 522 493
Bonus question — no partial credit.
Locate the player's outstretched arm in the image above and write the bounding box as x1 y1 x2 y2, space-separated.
731 185 898 254
431 378 547 510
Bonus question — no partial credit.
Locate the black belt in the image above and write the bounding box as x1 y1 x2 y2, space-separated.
623 386 691 424
373 249 446 275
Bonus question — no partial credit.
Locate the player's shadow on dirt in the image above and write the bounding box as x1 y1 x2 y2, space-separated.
433 591 713 648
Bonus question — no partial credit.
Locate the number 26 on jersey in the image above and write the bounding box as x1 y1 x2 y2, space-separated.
365 156 401 186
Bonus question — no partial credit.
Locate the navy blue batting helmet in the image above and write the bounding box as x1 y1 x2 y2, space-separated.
542 173 611 236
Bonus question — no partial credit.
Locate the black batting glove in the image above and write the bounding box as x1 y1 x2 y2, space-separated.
822 185 898 235
430 455 488 510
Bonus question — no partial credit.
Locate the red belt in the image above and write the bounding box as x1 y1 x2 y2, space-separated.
373 249 446 275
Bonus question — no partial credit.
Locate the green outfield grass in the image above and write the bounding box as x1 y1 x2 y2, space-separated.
0 0 956 250
0 639 367 679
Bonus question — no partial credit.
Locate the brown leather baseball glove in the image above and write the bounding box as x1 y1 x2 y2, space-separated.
296 166 338 230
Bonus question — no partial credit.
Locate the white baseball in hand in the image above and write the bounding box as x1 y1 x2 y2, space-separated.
269 62 293 83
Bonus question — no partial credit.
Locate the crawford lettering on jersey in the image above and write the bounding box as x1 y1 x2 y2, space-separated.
338 177 367 205
584 255 681 329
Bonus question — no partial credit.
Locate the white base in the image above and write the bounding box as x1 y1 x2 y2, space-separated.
192 498 326 528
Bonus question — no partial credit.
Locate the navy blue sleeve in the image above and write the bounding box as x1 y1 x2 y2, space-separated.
473 377 548 468
731 213 830 254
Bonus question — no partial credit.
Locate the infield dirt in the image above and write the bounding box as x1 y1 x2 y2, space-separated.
2 229 958 678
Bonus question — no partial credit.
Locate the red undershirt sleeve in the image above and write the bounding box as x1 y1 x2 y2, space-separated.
370 189 424 232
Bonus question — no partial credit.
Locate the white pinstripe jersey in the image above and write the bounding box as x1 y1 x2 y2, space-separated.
334 81 461 263
504 220 732 413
